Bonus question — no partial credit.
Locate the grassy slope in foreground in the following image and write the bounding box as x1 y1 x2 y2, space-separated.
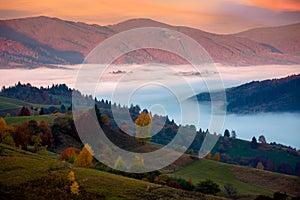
171 159 300 197
0 144 224 200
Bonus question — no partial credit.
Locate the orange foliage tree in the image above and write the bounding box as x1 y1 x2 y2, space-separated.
59 147 80 163
74 144 94 168
204 151 211 159
212 152 220 161
0 117 7 141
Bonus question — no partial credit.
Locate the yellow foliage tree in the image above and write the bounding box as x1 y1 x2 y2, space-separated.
69 170 75 182
114 156 127 171
70 181 80 195
212 152 220 161
68 170 80 195
204 151 211 159
135 111 152 144
154 174 168 184
0 117 7 140
74 144 94 168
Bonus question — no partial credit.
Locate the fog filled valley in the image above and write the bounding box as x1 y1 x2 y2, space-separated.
1 64 299 148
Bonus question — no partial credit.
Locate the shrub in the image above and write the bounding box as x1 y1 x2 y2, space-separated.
195 179 221 195
58 147 79 163
224 183 237 197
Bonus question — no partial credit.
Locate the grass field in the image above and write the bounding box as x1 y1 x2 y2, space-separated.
0 144 223 200
4 115 56 125
0 96 32 110
0 96 56 115
171 159 299 198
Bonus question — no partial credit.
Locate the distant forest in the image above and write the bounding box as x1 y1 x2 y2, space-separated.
195 74 300 113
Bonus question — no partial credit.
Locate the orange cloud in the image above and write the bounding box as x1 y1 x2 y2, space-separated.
0 0 299 34
247 0 300 11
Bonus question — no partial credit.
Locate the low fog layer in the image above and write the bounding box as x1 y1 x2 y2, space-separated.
1 64 299 148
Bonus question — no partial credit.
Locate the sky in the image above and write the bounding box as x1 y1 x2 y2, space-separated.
0 0 300 33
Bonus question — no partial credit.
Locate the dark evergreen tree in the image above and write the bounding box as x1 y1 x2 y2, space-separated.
251 136 258 148
39 107 45 115
224 129 230 137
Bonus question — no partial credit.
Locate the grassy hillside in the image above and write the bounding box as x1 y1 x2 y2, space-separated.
215 138 299 168
0 96 32 110
4 115 56 126
171 159 300 198
0 144 223 200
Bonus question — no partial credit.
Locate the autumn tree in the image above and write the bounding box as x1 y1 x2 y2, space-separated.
38 121 54 147
256 161 264 170
69 170 76 182
114 156 127 171
135 110 152 144
154 174 168 184
100 114 110 127
32 135 42 151
0 117 7 141
212 152 220 161
204 151 211 159
130 155 146 173
258 135 267 144
2 133 15 146
14 121 30 147
69 171 79 195
75 144 94 168
18 106 30 116
59 147 79 163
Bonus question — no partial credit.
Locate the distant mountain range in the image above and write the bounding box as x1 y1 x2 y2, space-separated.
0 16 299 68
194 74 300 113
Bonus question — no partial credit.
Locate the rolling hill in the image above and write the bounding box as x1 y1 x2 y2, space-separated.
171 159 300 198
0 16 299 68
0 143 218 200
1 143 299 199
194 74 300 113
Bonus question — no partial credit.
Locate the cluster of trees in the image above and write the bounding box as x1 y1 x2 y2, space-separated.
0 117 54 151
204 151 220 161
58 144 225 195
59 144 94 168
18 106 31 116
196 74 300 113
212 134 300 176
1 82 60 105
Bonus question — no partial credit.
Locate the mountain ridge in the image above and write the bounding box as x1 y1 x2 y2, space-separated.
0 16 300 68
